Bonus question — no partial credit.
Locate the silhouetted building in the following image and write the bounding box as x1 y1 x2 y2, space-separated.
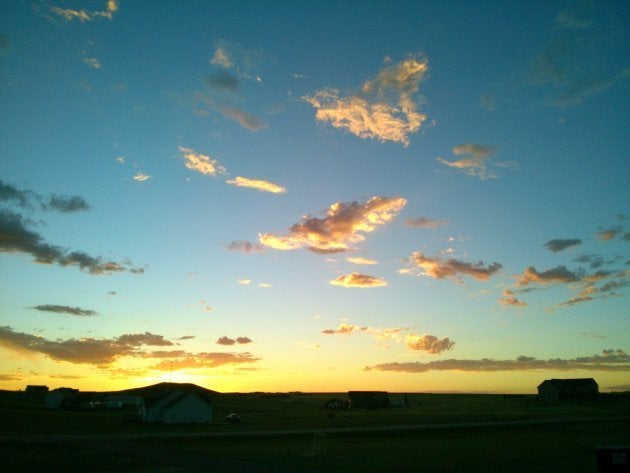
143 389 213 424
25 385 49 393
538 378 599 402
45 388 79 409
348 391 389 409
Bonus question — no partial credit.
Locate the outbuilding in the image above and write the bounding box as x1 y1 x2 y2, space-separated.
537 378 599 402
143 389 213 424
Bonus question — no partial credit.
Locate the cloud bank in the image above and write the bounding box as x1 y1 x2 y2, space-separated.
365 349 630 373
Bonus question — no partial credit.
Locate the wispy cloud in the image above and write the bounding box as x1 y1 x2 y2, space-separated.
51 0 118 22
597 226 630 242
527 2 628 109
401 252 502 282
259 196 406 253
227 240 265 253
544 238 582 252
82 57 101 69
436 144 513 180
133 172 152 182
179 146 226 176
346 256 378 265
407 216 447 229
226 176 286 194
149 352 260 370
30 305 97 317
322 323 367 335
497 289 527 307
329 272 388 288
405 334 455 354
365 349 630 373
303 55 429 146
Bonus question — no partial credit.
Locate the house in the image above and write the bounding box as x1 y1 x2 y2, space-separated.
537 378 599 402
143 389 213 424
25 385 49 394
348 391 389 409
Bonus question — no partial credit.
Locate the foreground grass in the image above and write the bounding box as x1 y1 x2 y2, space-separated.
164 420 630 473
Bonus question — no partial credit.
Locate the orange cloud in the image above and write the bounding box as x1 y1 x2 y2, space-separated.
259 196 406 253
303 55 428 146
436 144 498 180
404 252 502 281
346 256 378 265
179 146 226 176
498 289 527 307
405 334 455 354
517 265 579 286
226 176 286 194
329 272 388 288
321 323 368 335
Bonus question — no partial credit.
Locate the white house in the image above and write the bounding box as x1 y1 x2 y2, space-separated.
143 389 213 424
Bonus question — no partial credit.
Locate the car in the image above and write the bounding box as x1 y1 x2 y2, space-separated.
225 413 241 423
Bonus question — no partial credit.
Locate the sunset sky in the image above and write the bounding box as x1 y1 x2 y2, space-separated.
1 0 629 394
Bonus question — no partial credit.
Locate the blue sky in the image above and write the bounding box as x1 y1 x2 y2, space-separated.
0 0 628 393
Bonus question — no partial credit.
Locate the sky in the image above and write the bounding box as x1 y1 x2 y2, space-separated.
0 0 629 394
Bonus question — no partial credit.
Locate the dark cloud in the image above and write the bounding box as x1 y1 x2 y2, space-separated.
0 180 89 213
406 217 447 229
365 349 630 373
177 335 195 340
544 238 582 252
0 326 135 364
227 240 264 253
0 209 141 275
206 71 239 92
403 252 502 281
517 265 580 286
405 334 455 354
46 195 90 213
216 336 236 346
236 337 253 344
116 332 173 347
30 305 97 317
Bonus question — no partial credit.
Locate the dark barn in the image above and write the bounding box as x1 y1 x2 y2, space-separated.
537 378 599 402
348 391 389 409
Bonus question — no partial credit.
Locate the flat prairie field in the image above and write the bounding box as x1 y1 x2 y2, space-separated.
1 392 629 472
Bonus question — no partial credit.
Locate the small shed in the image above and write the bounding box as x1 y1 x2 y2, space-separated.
537 378 599 402
143 390 213 424
348 391 389 409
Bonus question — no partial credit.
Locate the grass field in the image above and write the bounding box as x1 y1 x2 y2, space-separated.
1 391 629 472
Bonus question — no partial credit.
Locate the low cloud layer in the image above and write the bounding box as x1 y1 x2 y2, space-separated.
304 55 428 146
329 272 388 288
259 196 406 253
402 252 502 281
365 349 630 373
30 305 97 317
0 327 259 369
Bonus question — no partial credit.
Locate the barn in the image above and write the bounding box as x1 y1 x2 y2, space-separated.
537 378 599 402
143 389 213 424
